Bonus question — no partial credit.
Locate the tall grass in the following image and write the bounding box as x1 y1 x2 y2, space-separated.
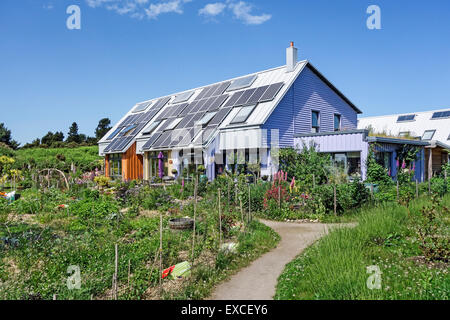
275 196 450 300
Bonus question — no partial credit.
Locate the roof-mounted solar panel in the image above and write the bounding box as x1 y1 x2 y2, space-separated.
223 91 245 107
106 127 123 140
208 94 229 112
397 115 416 122
431 110 450 119
193 126 217 146
179 101 197 117
176 113 195 129
198 97 216 113
211 82 231 97
152 131 173 148
142 132 162 150
258 82 284 102
167 103 189 118
174 128 195 147
208 107 232 126
172 91 194 104
246 85 269 105
154 119 172 132
152 97 171 111
189 99 206 114
140 109 158 123
227 75 257 91
234 88 257 107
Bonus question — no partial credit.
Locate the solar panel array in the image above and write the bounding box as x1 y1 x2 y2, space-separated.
103 96 171 153
431 110 450 119
397 115 416 122
141 82 285 150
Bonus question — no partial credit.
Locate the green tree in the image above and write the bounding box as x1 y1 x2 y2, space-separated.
0 123 19 150
95 118 112 140
67 122 81 143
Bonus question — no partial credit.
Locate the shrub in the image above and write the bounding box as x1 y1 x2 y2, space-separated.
94 175 110 188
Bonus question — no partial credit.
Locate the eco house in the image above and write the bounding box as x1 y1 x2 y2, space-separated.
98 43 430 182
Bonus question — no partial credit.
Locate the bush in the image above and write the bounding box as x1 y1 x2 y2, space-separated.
94 175 110 188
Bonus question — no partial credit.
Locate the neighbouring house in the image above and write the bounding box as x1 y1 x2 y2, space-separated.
358 109 450 179
294 130 428 182
98 43 430 182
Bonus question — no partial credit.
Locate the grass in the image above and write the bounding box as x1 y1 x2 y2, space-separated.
274 195 450 300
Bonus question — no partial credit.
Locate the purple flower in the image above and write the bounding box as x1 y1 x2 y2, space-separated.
396 159 399 167
402 160 406 169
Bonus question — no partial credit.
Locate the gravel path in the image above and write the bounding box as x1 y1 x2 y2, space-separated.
209 219 330 300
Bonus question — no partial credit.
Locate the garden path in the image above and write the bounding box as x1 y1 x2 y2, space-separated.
210 219 332 300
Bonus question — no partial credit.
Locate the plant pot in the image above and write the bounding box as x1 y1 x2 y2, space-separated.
169 218 194 230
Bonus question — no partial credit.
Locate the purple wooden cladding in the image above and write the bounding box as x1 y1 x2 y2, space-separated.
294 132 369 180
263 66 358 148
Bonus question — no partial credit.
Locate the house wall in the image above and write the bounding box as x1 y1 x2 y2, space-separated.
263 66 358 148
294 132 369 180
104 154 110 177
122 142 143 181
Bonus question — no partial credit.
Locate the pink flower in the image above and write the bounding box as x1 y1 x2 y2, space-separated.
396 159 399 167
402 160 406 169
290 177 295 188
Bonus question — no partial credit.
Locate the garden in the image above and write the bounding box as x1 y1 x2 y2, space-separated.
0 142 449 300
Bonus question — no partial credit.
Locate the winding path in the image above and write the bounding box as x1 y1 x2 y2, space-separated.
210 219 330 300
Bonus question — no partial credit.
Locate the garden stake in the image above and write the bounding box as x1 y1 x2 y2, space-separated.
113 243 118 300
218 188 222 248
149 247 159 286
428 179 431 195
192 176 198 266
416 179 419 198
159 212 162 297
396 180 399 201
333 184 337 216
240 196 244 232
248 184 251 223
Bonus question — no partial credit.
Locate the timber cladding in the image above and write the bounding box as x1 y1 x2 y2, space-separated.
122 142 143 180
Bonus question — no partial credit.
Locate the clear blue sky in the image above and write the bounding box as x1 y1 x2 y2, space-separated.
1 0 449 145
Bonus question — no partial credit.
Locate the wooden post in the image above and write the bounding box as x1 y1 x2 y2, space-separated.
396 180 399 201
248 184 251 224
192 176 198 264
428 148 433 182
113 243 118 300
159 212 162 296
428 179 431 195
416 179 419 198
370 184 374 199
218 188 222 248
333 185 337 216
240 196 244 231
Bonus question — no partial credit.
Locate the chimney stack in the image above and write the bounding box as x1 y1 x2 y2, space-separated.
286 41 298 72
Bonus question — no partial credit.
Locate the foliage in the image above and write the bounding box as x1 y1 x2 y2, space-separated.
95 118 112 140
0 123 19 150
279 143 332 187
94 175 110 188
366 145 391 185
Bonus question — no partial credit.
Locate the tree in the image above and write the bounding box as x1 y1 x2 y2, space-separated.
41 131 64 146
0 123 19 150
95 118 112 140
67 122 81 143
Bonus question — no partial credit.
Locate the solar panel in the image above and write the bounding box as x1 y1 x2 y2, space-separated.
106 127 123 140
202 84 220 100
155 107 171 121
155 119 172 132
207 94 228 112
132 101 151 113
140 109 158 123
116 136 134 151
172 91 194 104
176 113 195 129
259 82 284 102
167 103 189 118
246 85 269 105
109 137 125 152
208 107 232 126
397 115 416 122
211 82 231 97
431 111 450 119
142 132 162 150
234 88 257 107
172 128 195 147
193 126 217 146
119 124 137 137
133 112 147 124
223 91 245 107
179 101 197 117
189 99 206 114
152 131 173 148
198 97 216 113
227 75 257 91
104 138 119 152
152 97 171 111
185 113 204 128
130 123 146 136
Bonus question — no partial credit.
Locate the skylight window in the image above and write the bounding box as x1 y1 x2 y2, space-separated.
122 124 137 136
227 75 257 91
106 127 123 140
172 91 194 104
142 121 161 136
397 114 416 122
431 110 450 119
230 105 256 124
164 118 183 131
196 111 217 127
422 130 436 140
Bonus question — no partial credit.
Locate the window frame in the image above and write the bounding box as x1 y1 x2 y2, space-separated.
230 104 256 124
334 113 341 132
422 130 436 140
311 110 320 133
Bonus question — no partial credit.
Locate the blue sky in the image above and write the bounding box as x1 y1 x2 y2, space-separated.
1 0 449 145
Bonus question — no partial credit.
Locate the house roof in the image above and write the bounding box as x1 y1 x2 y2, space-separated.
99 60 361 155
357 108 450 147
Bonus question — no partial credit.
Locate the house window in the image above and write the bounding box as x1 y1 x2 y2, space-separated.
334 114 341 131
311 111 320 133
330 152 361 176
422 130 436 140
148 151 169 178
375 151 392 175
109 154 122 178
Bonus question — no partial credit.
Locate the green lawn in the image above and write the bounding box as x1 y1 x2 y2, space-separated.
275 195 450 300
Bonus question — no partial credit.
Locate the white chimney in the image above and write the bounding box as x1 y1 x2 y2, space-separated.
286 41 298 72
